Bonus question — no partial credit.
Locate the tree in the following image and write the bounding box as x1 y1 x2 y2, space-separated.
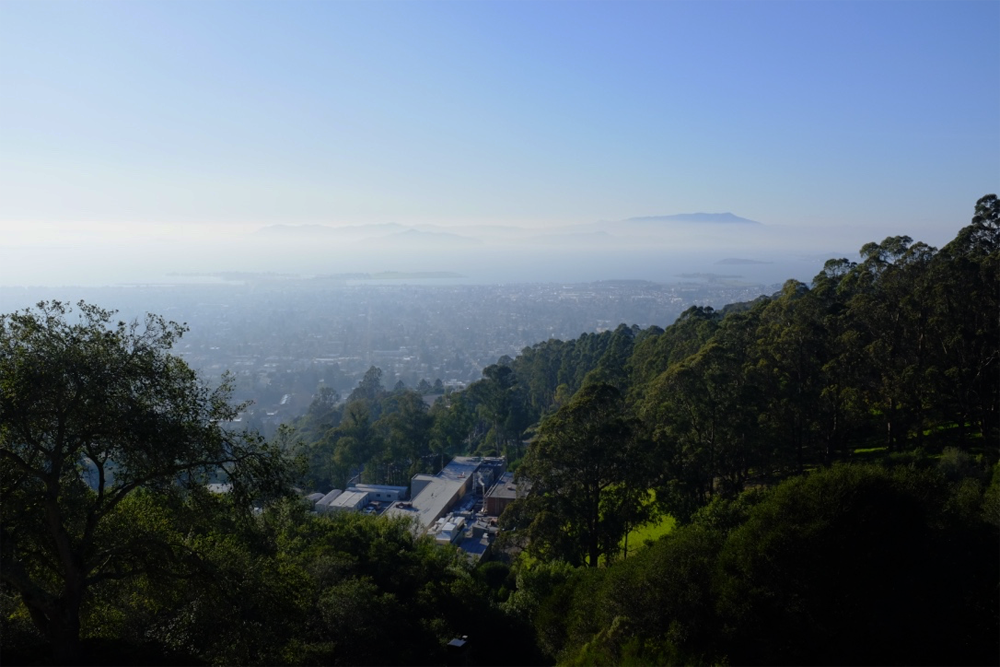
926 194 1000 442
469 363 528 459
715 465 998 666
297 386 342 443
0 301 287 662
513 383 652 567
328 401 383 487
374 389 432 484
347 365 385 408
582 323 638 393
428 395 474 470
641 307 768 520
753 280 828 471
627 306 720 394
838 236 938 449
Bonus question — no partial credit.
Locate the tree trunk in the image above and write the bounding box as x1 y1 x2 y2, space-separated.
588 490 601 567
48 605 83 666
22 594 83 666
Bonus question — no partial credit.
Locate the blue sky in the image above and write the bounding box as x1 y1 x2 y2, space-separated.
1 0 997 244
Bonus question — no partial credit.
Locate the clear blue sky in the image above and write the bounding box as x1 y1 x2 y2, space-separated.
1 0 997 236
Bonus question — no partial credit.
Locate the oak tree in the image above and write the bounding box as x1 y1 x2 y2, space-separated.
0 301 287 662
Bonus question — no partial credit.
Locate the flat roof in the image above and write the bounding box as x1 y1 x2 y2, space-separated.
486 472 518 501
316 489 343 506
352 483 408 493
386 456 483 530
459 534 491 558
329 490 368 509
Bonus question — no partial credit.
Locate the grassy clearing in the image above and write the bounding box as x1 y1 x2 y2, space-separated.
852 446 889 462
622 513 676 558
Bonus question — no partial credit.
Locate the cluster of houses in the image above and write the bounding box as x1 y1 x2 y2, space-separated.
302 456 524 559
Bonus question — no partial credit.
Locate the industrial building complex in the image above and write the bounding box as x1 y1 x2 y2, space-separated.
303 456 524 559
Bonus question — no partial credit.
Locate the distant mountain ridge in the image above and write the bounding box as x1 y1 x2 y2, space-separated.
387 229 482 245
255 213 764 243
256 223 407 236
624 212 763 225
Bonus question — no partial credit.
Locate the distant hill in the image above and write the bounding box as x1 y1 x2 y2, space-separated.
528 230 616 244
386 229 481 245
255 223 408 237
253 224 483 247
624 212 763 225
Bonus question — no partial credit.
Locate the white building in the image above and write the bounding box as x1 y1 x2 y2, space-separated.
385 457 505 534
433 516 467 545
314 489 343 513
351 484 408 503
327 489 369 512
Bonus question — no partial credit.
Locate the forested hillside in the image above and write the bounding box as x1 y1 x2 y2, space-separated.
495 195 999 664
290 194 997 525
2 196 997 665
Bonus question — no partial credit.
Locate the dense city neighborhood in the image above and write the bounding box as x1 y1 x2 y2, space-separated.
1 277 782 436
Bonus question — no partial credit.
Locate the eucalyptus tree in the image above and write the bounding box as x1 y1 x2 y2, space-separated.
926 194 999 442
627 305 721 394
837 236 939 449
753 280 829 471
468 362 530 459
513 383 652 567
428 395 474 470
374 389 433 484
347 365 385 413
809 257 870 460
328 401 383 487
641 306 768 520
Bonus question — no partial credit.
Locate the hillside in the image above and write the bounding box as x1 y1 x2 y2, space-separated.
2 195 997 666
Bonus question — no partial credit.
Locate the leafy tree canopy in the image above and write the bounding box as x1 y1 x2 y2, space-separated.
0 301 289 663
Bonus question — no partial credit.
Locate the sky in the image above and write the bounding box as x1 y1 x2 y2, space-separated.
1 0 998 285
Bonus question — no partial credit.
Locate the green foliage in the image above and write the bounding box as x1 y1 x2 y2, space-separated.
620 499 674 558
0 301 291 663
501 558 577 623
288 372 451 490
347 365 385 407
533 463 999 666
272 507 543 666
511 384 657 567
627 305 720 392
428 394 475 470
467 362 529 459
715 464 998 665
983 462 1000 527
4 494 545 666
6 196 999 665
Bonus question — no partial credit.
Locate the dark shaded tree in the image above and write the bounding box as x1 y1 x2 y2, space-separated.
925 194 1000 442
0 301 288 663
512 383 652 567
